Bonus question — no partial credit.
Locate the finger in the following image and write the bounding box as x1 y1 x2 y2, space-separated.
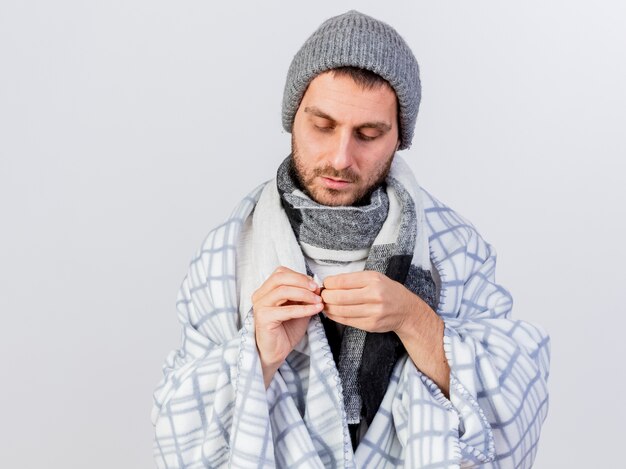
323 270 385 290
324 303 374 318
259 284 322 308
323 313 365 329
323 313 350 326
325 309 382 332
321 286 369 305
256 302 323 325
254 268 318 302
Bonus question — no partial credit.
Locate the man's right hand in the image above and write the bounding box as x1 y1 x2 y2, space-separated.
252 266 324 388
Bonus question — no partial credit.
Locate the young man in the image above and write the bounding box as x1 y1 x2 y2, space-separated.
152 10 550 468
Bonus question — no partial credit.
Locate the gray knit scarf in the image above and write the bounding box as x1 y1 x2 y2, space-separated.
276 155 438 447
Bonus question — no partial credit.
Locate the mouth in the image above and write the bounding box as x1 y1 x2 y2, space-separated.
320 176 352 189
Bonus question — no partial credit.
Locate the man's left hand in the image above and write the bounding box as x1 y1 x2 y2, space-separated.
321 270 423 335
321 270 451 397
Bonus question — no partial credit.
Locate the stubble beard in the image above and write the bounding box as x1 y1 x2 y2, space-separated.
290 135 395 207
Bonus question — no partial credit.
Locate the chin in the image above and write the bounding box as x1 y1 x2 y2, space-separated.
310 187 360 207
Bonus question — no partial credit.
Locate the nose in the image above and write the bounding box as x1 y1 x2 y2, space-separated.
328 128 356 171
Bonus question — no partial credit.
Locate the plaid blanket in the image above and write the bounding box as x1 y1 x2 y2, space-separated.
151 155 550 468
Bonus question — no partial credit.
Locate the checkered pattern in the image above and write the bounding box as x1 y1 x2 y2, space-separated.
151 156 550 468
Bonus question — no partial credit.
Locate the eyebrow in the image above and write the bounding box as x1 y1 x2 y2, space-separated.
303 106 392 132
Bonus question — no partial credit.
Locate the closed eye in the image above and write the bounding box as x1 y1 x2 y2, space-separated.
356 131 379 142
315 125 334 133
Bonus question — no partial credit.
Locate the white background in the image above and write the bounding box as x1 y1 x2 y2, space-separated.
1 1 624 467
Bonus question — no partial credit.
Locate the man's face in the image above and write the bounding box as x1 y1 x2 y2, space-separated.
291 71 400 207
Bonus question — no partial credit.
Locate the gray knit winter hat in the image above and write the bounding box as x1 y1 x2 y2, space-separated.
282 10 421 150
